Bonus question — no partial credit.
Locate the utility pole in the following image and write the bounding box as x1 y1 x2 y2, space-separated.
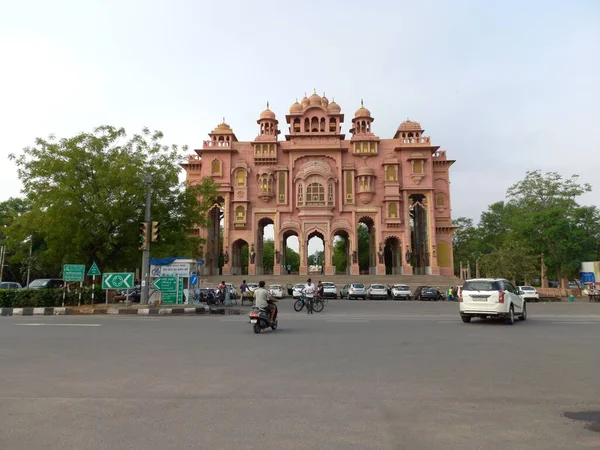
140 175 153 305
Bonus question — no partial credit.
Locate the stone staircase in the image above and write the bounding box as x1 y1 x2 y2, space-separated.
198 274 462 290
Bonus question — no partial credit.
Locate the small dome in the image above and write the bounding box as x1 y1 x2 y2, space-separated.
309 92 322 106
212 120 234 134
301 94 310 108
398 119 422 131
327 100 341 114
354 100 371 119
259 103 276 120
321 93 329 108
357 165 375 177
289 100 302 114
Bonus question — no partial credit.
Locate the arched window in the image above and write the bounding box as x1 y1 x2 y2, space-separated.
306 183 325 205
388 203 398 218
297 184 303 204
235 206 245 221
436 193 446 207
386 165 397 181
236 170 246 187
211 159 222 176
327 183 333 204
304 118 309 132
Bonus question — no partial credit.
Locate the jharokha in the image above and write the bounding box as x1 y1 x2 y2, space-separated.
184 91 456 277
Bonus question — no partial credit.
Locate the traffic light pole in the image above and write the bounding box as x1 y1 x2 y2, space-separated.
141 175 152 305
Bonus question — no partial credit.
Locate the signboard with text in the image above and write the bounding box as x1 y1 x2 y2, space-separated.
63 264 86 282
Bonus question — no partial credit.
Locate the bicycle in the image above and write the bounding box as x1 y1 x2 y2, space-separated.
293 294 325 313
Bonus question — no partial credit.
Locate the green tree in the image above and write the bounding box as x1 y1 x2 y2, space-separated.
285 247 300 272
262 239 274 273
332 238 348 273
479 239 538 284
8 126 217 274
452 217 481 276
358 225 370 272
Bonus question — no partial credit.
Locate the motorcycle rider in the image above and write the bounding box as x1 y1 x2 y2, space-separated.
254 280 278 324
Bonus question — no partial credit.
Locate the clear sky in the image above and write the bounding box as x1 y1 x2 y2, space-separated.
1 0 598 255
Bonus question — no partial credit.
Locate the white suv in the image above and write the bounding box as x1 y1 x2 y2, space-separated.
460 278 527 325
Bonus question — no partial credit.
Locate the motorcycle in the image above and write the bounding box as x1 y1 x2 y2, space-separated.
248 302 278 334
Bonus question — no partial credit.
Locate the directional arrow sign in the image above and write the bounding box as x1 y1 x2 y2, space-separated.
152 276 177 292
63 264 86 282
102 272 134 290
87 262 101 276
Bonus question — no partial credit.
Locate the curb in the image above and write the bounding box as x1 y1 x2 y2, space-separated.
0 306 213 317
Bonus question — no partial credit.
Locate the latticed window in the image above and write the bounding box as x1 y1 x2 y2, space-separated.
386 165 397 181
306 183 325 205
328 183 333 204
236 170 246 187
235 206 245 221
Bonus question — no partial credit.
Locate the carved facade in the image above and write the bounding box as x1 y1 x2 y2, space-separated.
184 92 456 276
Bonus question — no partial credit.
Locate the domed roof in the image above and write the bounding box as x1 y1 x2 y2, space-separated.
357 165 375 177
301 94 310 108
309 91 322 106
321 93 329 107
259 102 276 120
289 99 302 114
354 100 371 119
211 119 234 134
397 119 422 131
327 99 341 114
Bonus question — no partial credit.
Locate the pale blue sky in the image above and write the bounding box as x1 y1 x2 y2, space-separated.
1 0 598 254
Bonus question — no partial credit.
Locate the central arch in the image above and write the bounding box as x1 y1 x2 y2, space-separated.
205 196 224 276
331 228 351 275
256 217 274 275
357 216 376 275
306 229 326 275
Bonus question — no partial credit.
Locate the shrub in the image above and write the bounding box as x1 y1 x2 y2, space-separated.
0 286 105 308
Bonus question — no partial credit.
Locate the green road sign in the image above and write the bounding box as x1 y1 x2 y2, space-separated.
87 262 101 276
152 276 177 292
102 272 134 290
63 264 85 282
160 277 184 304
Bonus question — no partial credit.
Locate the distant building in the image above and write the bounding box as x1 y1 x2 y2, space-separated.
184 92 456 277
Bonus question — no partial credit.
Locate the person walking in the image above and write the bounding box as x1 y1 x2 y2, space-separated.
240 280 248 304
447 286 453 301
303 278 316 314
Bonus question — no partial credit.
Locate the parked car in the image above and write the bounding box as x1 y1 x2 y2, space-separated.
269 284 285 299
28 278 63 289
460 278 527 325
321 282 338 299
341 283 367 300
367 284 389 300
390 284 412 300
518 286 539 302
418 287 442 301
413 286 428 300
292 283 305 299
0 282 23 289
247 283 259 292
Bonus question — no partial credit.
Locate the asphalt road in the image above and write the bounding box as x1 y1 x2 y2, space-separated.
1 301 600 450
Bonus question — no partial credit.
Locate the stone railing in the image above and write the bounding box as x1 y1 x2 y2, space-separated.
203 140 231 148
432 150 446 159
402 136 430 145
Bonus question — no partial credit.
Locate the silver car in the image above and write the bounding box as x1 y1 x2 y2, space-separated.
391 284 412 300
342 283 366 300
292 283 305 299
368 284 389 300
269 284 285 299
321 282 338 299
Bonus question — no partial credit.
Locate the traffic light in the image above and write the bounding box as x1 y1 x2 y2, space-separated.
139 222 148 250
151 221 160 243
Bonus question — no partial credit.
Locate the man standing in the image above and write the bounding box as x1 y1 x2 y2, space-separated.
254 280 277 324
303 278 315 315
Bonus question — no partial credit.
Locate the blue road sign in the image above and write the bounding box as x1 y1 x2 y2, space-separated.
190 274 198 286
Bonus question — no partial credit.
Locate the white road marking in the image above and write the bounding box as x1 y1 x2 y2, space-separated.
15 323 102 327
326 319 370 323
550 321 599 324
116 318 160 321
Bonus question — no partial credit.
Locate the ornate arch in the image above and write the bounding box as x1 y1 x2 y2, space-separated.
294 159 337 183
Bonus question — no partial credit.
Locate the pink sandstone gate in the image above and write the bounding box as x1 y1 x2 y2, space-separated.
183 92 456 277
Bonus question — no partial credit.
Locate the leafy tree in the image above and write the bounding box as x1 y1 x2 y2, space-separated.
7 126 217 275
332 237 348 273
480 240 538 284
285 247 300 272
452 217 481 276
262 239 274 273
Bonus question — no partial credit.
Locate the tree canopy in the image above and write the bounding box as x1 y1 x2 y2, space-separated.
454 171 599 284
5 125 217 281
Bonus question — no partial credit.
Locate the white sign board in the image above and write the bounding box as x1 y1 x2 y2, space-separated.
151 263 191 278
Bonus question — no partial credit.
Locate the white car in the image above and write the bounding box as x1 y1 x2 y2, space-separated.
367 284 389 300
247 283 259 292
269 284 285 299
321 282 338 299
390 284 412 300
460 278 527 325
292 283 305 299
518 286 539 302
